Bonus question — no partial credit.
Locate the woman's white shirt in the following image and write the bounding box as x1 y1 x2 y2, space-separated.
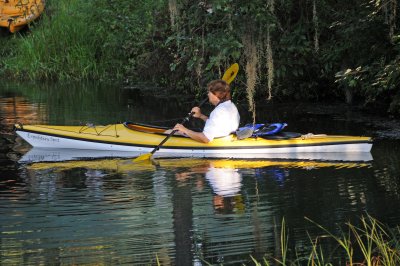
203 100 240 141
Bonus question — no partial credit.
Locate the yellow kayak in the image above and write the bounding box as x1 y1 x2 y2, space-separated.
15 122 373 159
0 0 45 33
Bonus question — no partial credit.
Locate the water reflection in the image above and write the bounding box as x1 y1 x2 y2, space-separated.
1 81 400 264
206 166 243 214
175 161 243 216
0 96 46 128
1 154 398 264
1 155 371 264
0 81 193 128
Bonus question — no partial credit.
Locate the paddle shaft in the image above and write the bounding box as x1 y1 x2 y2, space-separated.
149 97 208 154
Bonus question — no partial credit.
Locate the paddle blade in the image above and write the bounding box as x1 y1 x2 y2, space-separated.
133 153 152 162
222 63 239 84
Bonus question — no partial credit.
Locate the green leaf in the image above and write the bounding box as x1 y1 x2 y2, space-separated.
349 79 357 87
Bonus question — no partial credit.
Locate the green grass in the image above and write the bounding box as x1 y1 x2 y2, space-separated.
152 215 400 265
0 0 122 81
178 215 400 265
253 215 400 265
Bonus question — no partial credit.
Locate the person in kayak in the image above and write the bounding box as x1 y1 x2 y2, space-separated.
173 79 240 143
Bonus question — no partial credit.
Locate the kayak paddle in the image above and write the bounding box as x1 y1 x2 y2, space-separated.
133 63 239 162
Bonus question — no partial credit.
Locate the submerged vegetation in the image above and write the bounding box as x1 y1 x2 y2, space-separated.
0 0 399 115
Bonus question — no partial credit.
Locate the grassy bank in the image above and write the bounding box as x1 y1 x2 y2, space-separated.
1 0 399 116
2 1 99 80
0 0 160 81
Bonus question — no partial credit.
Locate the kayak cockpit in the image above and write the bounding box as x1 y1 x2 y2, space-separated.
124 122 169 134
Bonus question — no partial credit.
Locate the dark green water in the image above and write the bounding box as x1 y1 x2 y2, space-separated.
1 81 400 265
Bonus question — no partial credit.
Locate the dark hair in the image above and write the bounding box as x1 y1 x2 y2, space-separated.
208 79 231 102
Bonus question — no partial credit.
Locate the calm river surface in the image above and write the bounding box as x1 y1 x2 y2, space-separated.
1 81 400 265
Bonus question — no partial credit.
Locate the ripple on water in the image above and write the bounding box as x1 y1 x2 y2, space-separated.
1 90 400 264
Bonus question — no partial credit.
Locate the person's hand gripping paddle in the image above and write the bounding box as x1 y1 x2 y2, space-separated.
133 63 239 162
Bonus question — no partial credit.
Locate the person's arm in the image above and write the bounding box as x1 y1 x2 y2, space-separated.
191 107 208 122
173 123 210 143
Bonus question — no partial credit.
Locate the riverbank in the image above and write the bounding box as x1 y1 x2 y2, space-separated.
1 0 399 117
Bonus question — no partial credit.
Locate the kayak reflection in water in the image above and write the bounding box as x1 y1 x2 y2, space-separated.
172 79 240 143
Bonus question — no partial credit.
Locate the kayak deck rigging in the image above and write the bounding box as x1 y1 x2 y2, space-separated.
78 123 120 137
19 123 123 138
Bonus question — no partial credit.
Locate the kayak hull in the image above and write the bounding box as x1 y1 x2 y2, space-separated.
15 122 373 157
16 130 372 154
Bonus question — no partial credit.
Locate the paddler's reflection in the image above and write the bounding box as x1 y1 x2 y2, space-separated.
206 166 244 214
84 169 105 200
175 162 244 214
206 166 242 197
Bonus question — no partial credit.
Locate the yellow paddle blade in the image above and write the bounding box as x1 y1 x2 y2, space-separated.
222 63 239 84
133 153 152 162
